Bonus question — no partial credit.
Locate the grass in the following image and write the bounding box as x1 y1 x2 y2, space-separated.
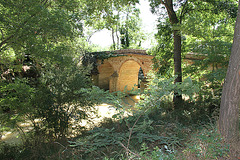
63 103 234 160
0 99 239 160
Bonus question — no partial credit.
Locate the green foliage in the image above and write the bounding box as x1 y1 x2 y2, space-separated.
68 114 183 159
0 138 73 160
129 144 176 160
0 53 108 139
0 1 237 160
0 0 83 59
138 72 199 110
67 72 201 159
181 1 235 82
150 0 235 83
84 1 145 50
0 0 146 144
149 20 174 75
0 79 36 132
0 0 118 139
118 5 145 49
69 127 126 154
0 142 22 160
35 60 93 138
135 71 220 124
83 51 121 65
112 125 230 160
183 125 230 159
0 69 226 159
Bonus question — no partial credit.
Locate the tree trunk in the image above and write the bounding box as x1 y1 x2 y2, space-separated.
112 28 116 50
173 30 182 106
163 0 183 107
219 0 240 142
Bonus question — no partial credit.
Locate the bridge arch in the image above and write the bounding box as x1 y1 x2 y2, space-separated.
94 49 154 93
117 60 141 92
98 61 114 90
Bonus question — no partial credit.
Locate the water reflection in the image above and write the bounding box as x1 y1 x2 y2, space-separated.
121 95 140 107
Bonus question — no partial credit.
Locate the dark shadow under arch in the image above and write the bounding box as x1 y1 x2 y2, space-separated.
98 61 114 90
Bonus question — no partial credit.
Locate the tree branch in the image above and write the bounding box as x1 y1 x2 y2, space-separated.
159 0 165 5
0 0 49 50
179 0 188 24
126 113 143 151
164 0 179 24
119 142 147 160
0 35 14 50
0 44 9 53
0 28 4 40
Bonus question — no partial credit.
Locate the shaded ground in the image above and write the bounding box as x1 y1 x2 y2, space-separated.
0 96 140 144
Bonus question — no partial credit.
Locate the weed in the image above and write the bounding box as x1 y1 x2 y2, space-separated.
182 125 230 159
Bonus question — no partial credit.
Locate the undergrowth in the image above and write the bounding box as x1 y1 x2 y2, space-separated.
65 109 231 160
0 74 233 160
181 125 230 159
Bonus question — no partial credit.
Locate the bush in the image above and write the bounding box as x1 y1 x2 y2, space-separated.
0 54 109 141
0 142 22 160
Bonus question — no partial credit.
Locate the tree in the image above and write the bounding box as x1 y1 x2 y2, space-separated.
0 0 116 139
149 0 190 106
84 2 145 50
149 20 174 76
119 5 145 49
0 0 82 53
182 0 236 79
150 0 237 107
1 0 145 140
219 0 240 142
0 0 91 138
181 1 237 114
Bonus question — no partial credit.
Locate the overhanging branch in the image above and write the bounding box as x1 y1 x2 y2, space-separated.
179 0 188 24
0 0 49 51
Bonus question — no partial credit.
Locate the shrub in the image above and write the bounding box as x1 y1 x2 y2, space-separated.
0 54 108 141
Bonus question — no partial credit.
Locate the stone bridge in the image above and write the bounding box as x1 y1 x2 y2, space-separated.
92 49 154 93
